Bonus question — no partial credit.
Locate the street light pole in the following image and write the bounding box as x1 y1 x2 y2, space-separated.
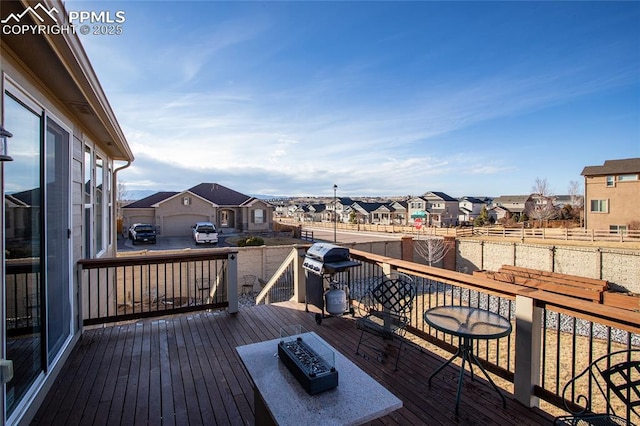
333 184 337 243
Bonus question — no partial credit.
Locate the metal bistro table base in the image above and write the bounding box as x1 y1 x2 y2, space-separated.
428 335 507 414
424 306 512 415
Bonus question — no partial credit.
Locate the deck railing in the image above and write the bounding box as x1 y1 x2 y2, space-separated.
79 249 239 326
255 247 300 305
4 261 41 336
260 246 640 423
350 250 640 422
77 243 638 421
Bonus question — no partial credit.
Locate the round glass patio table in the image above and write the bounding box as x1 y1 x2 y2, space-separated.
424 305 512 415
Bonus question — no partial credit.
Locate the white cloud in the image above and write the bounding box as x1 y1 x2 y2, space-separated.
80 2 638 197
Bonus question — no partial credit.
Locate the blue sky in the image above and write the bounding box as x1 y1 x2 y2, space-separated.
71 1 639 198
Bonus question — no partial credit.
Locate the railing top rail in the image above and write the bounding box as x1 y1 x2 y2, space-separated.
78 248 238 269
349 248 640 335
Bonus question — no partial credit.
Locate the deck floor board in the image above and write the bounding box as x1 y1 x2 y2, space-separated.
30 302 554 425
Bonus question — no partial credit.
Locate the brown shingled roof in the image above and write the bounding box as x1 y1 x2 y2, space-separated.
581 158 640 176
123 192 178 208
188 183 251 206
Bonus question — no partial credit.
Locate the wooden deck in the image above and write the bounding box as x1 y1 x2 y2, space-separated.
30 302 554 425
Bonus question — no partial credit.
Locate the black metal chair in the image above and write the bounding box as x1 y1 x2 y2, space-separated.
355 273 416 370
554 349 640 426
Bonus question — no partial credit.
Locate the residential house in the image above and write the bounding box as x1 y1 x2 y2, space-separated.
307 204 326 222
122 183 273 235
346 201 406 225
407 196 429 223
458 196 488 224
348 201 382 224
492 195 536 222
1 1 135 423
292 204 312 222
489 205 510 222
388 200 407 225
329 197 354 223
423 191 459 227
552 195 573 208
581 158 640 231
270 201 288 218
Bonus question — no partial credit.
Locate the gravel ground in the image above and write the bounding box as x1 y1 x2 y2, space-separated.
238 293 258 309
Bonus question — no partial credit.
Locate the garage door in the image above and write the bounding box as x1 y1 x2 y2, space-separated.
162 214 209 236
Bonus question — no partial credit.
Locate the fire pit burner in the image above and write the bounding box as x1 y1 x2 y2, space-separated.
278 336 338 394
281 339 333 376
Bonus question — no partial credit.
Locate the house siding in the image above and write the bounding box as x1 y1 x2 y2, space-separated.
157 195 215 236
583 174 639 230
1 6 132 423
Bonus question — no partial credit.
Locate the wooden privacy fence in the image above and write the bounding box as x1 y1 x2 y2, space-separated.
276 218 640 243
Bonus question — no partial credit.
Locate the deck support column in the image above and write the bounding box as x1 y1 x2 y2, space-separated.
294 245 307 303
227 252 238 313
514 295 542 407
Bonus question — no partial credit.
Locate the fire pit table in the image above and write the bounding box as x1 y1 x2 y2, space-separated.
236 331 402 426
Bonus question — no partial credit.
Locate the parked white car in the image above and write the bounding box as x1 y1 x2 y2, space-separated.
192 222 218 244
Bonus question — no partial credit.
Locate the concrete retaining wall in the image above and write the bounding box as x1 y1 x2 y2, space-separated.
457 239 640 293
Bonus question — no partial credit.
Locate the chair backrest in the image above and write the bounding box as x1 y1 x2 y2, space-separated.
369 273 416 316
562 349 640 418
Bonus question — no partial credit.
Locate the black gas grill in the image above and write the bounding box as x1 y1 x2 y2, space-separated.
302 243 360 324
302 243 360 275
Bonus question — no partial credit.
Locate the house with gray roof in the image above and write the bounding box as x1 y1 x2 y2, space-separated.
122 183 273 236
491 195 535 221
422 191 459 227
458 196 489 224
346 201 407 225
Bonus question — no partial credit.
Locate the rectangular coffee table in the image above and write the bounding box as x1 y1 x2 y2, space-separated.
236 331 402 425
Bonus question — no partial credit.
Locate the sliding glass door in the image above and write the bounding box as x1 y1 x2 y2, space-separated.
3 89 71 419
3 94 44 418
45 118 70 363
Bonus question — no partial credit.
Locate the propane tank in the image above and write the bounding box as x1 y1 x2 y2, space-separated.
325 284 347 316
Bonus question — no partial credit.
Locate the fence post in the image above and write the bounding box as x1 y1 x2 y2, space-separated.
401 235 415 262
227 251 238 314
514 295 542 408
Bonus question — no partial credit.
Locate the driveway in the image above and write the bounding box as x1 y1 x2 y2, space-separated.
117 235 231 252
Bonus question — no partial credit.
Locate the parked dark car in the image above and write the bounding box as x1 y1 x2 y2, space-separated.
128 223 157 245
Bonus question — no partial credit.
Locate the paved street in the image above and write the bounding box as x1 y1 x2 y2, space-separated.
301 225 404 244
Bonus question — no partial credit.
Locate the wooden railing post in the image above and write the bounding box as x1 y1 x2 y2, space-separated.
227 252 238 314
514 295 542 407
293 245 307 303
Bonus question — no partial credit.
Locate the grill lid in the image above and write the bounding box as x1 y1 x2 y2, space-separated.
305 243 350 262
303 243 360 274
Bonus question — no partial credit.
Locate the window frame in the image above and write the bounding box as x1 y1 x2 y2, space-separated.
617 174 638 182
253 208 265 224
83 143 110 257
590 199 608 213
